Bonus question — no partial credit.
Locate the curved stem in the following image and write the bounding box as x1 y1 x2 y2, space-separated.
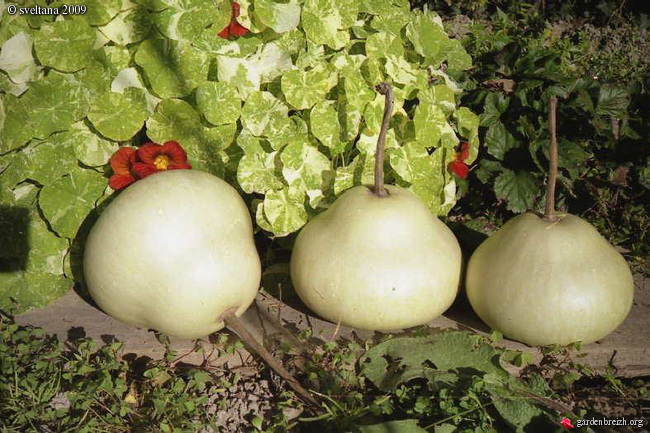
373 82 394 198
544 96 558 222
222 309 321 410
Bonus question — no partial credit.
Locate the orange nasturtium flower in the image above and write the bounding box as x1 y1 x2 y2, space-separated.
132 141 192 179
108 141 192 190
108 147 139 190
448 141 471 179
218 1 249 39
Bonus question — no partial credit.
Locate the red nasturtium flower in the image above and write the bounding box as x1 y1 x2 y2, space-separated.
218 1 249 39
132 141 192 179
109 147 139 190
448 141 471 179
108 141 191 191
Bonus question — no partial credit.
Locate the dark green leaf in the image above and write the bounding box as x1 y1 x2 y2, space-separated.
493 170 538 213
485 122 518 161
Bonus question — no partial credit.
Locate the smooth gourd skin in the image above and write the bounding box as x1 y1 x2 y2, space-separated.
84 170 261 339
290 185 462 331
466 212 634 346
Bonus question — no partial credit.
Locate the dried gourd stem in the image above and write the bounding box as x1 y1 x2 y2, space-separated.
222 309 321 410
373 82 394 198
544 96 558 222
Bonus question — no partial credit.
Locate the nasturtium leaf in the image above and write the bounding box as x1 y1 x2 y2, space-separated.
99 7 152 46
274 29 306 55
266 116 310 151
68 0 122 26
0 94 32 154
296 41 326 70
356 128 399 155
405 9 449 61
361 57 384 86
135 38 210 99
39 168 107 239
154 0 228 42
7 138 78 187
444 39 472 71
21 71 91 139
342 68 374 110
485 121 518 161
217 43 293 99
237 148 283 194
196 81 241 126
0 31 39 84
419 84 456 115
333 163 356 195
493 169 538 213
369 4 410 35
453 107 480 163
330 53 366 76
34 20 94 72
365 31 404 59
281 62 338 110
65 121 119 167
241 91 288 137
254 201 275 234
281 142 332 207
87 88 148 141
0 270 71 314
310 101 341 150
254 0 301 33
414 102 448 147
146 98 236 174
302 0 357 50
262 187 308 236
384 55 427 89
96 45 132 77
111 67 161 114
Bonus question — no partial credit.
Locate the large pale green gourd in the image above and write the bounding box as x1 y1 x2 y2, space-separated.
84 170 261 339
466 97 634 346
290 83 462 331
466 212 634 346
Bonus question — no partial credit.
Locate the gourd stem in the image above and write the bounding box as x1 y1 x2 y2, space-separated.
544 96 558 222
373 82 394 198
222 309 321 410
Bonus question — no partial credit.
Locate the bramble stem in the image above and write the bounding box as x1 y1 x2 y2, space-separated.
373 82 394 198
544 96 558 222
222 309 320 409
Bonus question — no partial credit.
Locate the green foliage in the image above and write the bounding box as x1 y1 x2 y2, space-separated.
0 0 479 313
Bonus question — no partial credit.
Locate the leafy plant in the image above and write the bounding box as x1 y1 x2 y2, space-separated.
0 0 479 313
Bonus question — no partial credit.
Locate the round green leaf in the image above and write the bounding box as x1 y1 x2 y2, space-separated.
237 149 283 194
302 0 357 50
196 81 241 126
0 94 31 153
34 20 95 72
241 91 288 137
310 101 341 149
263 187 308 236
66 121 118 167
254 0 301 33
281 62 338 110
135 38 210 98
154 0 230 42
0 31 39 84
281 142 332 208
88 88 148 141
99 7 152 46
39 168 107 239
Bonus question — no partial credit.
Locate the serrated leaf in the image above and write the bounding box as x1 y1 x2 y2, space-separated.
196 81 241 126
281 62 338 110
254 0 301 33
65 121 118 167
0 31 39 84
302 0 357 50
135 38 210 99
34 20 94 72
263 187 308 236
595 84 629 117
39 168 107 239
358 419 427 433
241 91 289 137
360 332 507 391
493 169 538 213
87 88 148 141
480 92 510 127
485 121 518 161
